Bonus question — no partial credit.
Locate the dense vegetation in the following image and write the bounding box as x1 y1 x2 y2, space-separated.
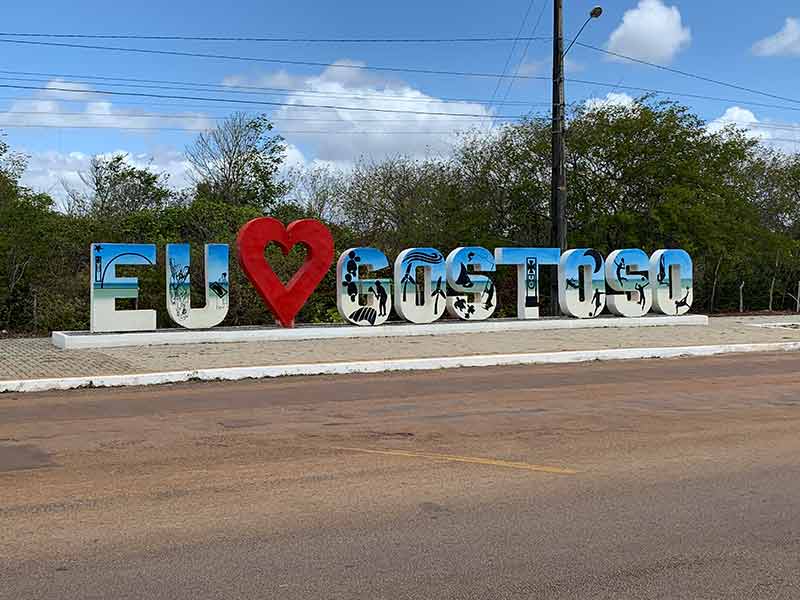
2 98 799 334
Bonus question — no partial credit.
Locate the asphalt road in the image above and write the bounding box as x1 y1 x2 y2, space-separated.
2 353 800 599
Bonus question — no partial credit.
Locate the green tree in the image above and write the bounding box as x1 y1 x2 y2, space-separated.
186 113 288 209
64 154 173 218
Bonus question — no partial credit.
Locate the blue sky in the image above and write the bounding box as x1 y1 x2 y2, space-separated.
1 0 799 202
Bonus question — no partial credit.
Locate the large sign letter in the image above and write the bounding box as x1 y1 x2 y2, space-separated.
165 244 230 329
558 248 606 318
393 248 446 324
605 249 652 318
650 249 693 315
446 247 496 321
336 247 393 326
90 243 156 333
494 248 560 319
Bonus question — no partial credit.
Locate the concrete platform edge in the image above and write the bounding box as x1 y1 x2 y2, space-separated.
4 339 797 394
52 314 710 349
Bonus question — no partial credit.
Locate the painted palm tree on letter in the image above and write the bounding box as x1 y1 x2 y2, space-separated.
400 263 416 302
432 276 446 314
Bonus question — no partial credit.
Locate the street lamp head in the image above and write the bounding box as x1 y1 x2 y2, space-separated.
590 6 603 18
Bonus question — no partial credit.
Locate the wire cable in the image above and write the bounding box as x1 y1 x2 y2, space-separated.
499 0 548 111
485 0 537 119
567 78 800 114
575 42 800 106
0 38 552 82
0 69 544 107
0 123 485 133
0 83 526 118
0 32 552 43
0 109 527 124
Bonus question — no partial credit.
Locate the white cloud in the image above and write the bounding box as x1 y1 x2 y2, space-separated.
584 92 636 111
222 69 301 91
707 107 767 139
223 60 496 166
281 143 308 172
20 149 194 208
607 0 691 63
707 106 800 152
13 61 505 201
517 57 583 76
18 150 90 200
753 17 800 57
2 77 210 206
0 78 213 131
42 79 95 101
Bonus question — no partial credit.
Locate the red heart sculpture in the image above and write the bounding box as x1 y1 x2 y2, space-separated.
237 217 334 328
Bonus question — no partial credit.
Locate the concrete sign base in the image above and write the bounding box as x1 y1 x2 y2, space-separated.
53 314 709 350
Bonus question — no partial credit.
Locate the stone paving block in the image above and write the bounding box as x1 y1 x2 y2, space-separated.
1 315 800 381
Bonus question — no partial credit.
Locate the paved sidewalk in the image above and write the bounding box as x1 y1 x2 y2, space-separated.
2 315 800 382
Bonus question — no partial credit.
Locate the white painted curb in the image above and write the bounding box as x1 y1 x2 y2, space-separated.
52 314 709 349
2 341 800 394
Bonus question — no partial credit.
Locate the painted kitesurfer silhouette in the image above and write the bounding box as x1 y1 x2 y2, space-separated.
566 278 580 290
432 276 446 314
584 249 604 274
373 280 388 316
344 273 358 302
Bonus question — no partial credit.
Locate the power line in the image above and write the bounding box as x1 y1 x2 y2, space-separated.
4 80 800 125
0 32 552 44
0 123 481 133
0 38 552 82
500 0 548 111
2 34 797 118
1 108 796 132
0 83 526 119
1 107 797 130
0 109 524 124
4 122 792 141
3 61 798 121
485 0 537 119
0 69 545 107
1 93 547 118
754 138 799 144
715 120 800 132
576 42 800 106
1 102 796 134
568 78 800 114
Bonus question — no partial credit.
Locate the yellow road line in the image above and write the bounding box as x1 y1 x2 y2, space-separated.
334 447 577 475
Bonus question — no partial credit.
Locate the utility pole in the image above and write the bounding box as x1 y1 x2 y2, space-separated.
549 0 567 313
550 0 567 254
549 3 602 314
